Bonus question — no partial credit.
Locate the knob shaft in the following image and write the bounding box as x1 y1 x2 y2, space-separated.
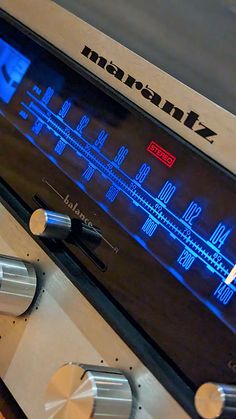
45 363 133 418
29 209 71 239
195 382 236 418
0 256 37 316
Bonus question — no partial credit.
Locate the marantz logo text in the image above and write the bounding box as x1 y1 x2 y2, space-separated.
81 46 217 143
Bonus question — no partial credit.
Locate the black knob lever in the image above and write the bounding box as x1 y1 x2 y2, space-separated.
29 209 102 248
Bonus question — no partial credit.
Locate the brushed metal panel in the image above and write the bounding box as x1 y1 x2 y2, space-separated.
0 203 190 418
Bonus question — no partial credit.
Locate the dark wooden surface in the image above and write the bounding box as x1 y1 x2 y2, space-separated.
55 0 236 114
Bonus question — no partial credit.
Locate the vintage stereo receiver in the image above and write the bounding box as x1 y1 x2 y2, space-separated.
0 1 235 418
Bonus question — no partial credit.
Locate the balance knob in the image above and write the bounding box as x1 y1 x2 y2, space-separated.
29 209 102 247
45 363 133 418
29 209 71 240
195 382 236 418
0 256 37 316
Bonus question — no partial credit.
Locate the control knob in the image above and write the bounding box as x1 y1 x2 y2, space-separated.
29 209 71 240
45 363 133 418
29 209 101 247
0 256 37 316
195 382 236 418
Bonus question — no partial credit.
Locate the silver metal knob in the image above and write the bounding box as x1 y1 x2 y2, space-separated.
29 209 71 239
0 256 37 316
45 363 133 419
195 382 236 418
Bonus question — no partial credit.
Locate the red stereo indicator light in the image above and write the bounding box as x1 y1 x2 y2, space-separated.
147 141 176 168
